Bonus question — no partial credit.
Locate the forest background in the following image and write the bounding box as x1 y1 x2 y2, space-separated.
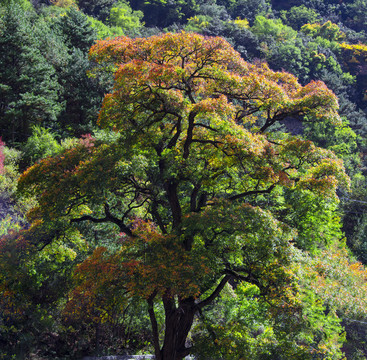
1 0 367 358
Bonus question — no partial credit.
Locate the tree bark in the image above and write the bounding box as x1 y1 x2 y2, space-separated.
159 293 196 360
155 275 233 359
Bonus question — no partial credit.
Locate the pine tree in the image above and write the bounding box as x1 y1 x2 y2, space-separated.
0 3 62 143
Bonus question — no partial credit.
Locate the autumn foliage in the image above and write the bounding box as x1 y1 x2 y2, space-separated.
18 32 350 360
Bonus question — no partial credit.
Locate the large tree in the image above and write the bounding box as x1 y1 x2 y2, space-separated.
19 32 349 359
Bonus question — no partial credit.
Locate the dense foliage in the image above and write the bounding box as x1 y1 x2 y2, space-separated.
1 0 367 359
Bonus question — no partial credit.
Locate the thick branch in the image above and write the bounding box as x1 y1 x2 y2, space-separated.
228 183 276 201
167 115 182 149
260 110 306 133
71 203 134 237
105 203 135 235
165 180 182 230
183 110 198 159
225 268 261 288
193 122 219 132
178 346 194 359
71 214 107 224
198 274 233 309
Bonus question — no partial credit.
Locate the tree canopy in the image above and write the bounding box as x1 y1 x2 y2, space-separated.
18 32 350 360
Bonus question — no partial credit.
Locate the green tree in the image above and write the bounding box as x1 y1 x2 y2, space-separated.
0 0 32 8
192 282 344 359
19 32 349 360
0 224 87 358
56 47 106 136
108 0 144 35
21 126 61 166
77 0 116 20
88 15 125 38
281 5 321 30
49 7 107 136
129 0 198 27
52 6 97 53
345 0 367 32
217 0 270 25
268 38 311 82
0 2 62 143
0 137 86 359
301 21 345 42
252 16 297 43
0 141 25 236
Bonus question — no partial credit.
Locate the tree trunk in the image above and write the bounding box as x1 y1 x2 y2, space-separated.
150 277 233 360
159 294 196 360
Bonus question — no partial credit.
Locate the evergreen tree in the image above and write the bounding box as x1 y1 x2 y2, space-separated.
53 6 97 53
0 2 62 143
77 0 116 20
50 7 105 136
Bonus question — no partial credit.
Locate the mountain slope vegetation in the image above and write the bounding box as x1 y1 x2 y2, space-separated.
1 0 367 358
